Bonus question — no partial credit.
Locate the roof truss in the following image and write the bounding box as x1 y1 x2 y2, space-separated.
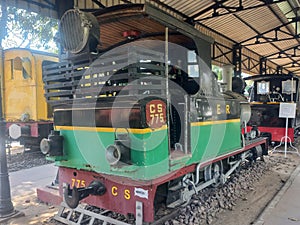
3 0 300 76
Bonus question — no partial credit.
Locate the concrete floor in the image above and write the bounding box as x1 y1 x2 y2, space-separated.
254 163 300 225
1 163 59 225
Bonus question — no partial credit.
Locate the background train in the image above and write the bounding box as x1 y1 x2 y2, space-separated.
2 48 57 149
40 4 269 224
245 74 300 143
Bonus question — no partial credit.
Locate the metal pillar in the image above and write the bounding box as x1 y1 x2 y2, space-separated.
259 57 267 75
0 51 23 223
276 66 283 74
0 47 14 218
0 120 14 218
0 45 22 222
0 2 22 220
232 44 242 77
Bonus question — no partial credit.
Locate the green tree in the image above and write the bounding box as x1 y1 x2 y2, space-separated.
0 1 7 47
0 4 58 53
212 65 223 80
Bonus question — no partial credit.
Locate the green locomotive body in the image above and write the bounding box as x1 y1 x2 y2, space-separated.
50 98 241 180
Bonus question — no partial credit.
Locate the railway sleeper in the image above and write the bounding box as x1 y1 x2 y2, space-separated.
54 201 135 225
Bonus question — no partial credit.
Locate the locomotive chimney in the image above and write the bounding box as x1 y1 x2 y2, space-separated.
222 64 234 91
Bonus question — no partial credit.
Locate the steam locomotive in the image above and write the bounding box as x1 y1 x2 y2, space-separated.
41 4 268 224
245 74 300 143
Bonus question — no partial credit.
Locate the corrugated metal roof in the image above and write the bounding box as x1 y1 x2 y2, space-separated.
5 0 300 75
154 0 300 76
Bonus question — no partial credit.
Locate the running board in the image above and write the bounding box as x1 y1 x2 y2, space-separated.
54 202 141 225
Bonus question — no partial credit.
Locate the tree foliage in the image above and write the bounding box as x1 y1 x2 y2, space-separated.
212 65 223 80
0 5 58 53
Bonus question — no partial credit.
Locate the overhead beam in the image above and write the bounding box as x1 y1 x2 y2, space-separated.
144 3 213 43
211 41 281 75
266 2 300 63
91 0 106 8
241 17 300 46
265 44 299 58
148 0 188 20
189 0 228 21
192 0 286 22
121 0 133 3
243 36 300 46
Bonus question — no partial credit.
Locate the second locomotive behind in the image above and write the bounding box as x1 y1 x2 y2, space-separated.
245 74 300 144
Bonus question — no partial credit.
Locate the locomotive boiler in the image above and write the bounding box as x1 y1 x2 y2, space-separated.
41 4 268 224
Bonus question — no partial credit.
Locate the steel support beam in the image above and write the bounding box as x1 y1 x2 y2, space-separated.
241 17 300 46
233 44 242 77
259 57 267 75
276 65 283 74
193 0 286 21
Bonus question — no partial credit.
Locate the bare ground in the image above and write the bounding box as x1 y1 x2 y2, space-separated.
211 153 300 225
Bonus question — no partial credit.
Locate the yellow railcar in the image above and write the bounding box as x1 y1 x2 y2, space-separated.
2 48 57 149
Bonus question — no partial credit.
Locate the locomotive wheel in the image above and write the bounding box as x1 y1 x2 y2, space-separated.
204 161 224 187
